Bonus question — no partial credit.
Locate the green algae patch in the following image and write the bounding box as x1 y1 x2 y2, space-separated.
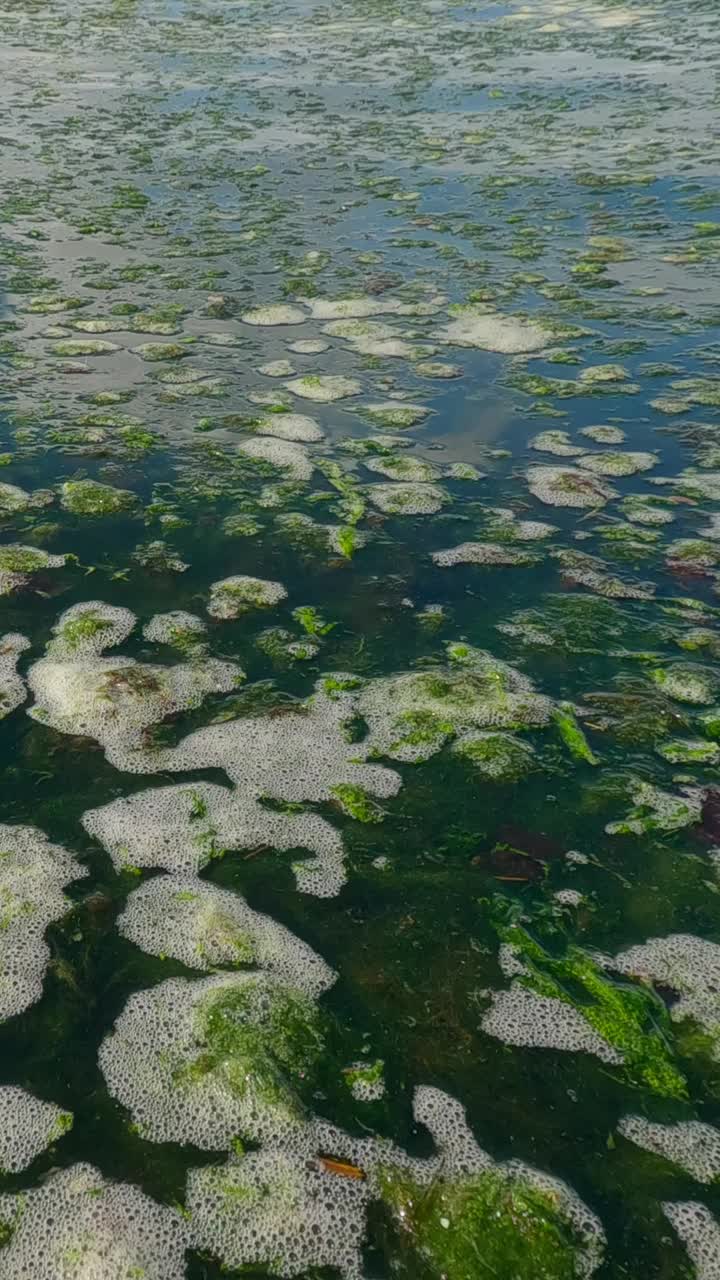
552 703 598 765
188 978 325 1113
330 783 385 823
60 480 137 517
452 731 535 782
498 922 688 1100
377 1164 584 1280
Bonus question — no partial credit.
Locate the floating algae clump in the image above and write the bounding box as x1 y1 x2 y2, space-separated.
0 634 29 718
605 779 702 836
52 339 120 356
28 601 242 772
619 1117 720 1184
0 483 33 515
118 873 335 997
439 305 549 354
432 542 538 568
375 1087 605 1280
613 934 720 1060
60 479 137 516
0 823 87 1022
662 1202 720 1279
207 574 287 620
187 1132 371 1279
655 738 720 765
482 921 688 1098
142 611 207 653
285 375 361 403
452 731 535 781
0 545 67 597
99 972 326 1148
364 454 439 483
241 304 307 326
238 437 314 481
368 482 448 516
0 1164 187 1278
187 1087 603 1280
577 451 657 477
344 1058 386 1101
359 645 552 763
83 677 400 896
0 1087 72 1172
46 601 135 657
253 413 324 443
554 550 654 600
651 664 720 705
530 430 585 457
360 402 430 430
526 466 616 508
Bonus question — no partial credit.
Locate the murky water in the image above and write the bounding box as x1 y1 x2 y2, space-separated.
0 0 719 1276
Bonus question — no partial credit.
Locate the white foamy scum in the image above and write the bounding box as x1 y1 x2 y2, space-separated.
207 574 287 620
100 971 318 1148
432 542 535 567
612 934 720 1058
83 677 400 896
0 634 29 719
482 986 622 1064
118 873 335 997
27 601 242 772
663 1202 720 1280
142 611 207 647
238 436 314 480
187 1129 372 1280
0 1087 72 1172
0 1164 188 1279
254 412 324 442
0 824 87 1022
619 1117 720 1183
526 465 616 508
368 482 448 515
358 646 552 763
439 306 549 354
186 1086 604 1280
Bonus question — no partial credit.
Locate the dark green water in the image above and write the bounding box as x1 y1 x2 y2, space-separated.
0 0 719 1275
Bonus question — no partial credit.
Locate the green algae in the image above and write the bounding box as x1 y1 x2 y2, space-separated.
496 920 688 1100
183 979 325 1113
60 480 137 517
377 1164 583 1280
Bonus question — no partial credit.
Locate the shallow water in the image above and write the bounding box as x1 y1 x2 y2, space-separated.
0 0 720 1276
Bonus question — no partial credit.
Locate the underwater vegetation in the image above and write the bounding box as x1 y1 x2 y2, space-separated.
0 0 719 1276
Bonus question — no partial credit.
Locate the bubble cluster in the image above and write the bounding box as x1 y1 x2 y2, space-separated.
482 986 622 1064
0 545 67 597
619 1117 720 1183
187 1139 370 1280
0 823 87 1021
84 677 400 895
119 873 335 996
439 306 549 354
28 601 242 772
237 436 314 479
254 413 324 442
241 304 307 326
0 634 29 719
526 465 616 508
432 542 537 568
612 934 720 1056
100 971 324 1148
358 645 552 763
368 482 448 515
207 574 287 620
142 611 207 649
663 1202 720 1279
0 1164 188 1278
0 1086 72 1172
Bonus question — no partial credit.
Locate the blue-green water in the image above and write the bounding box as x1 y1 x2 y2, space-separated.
0 0 719 1276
